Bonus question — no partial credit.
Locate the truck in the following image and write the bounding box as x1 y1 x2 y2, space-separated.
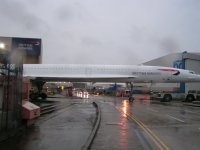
185 90 200 102
150 90 200 102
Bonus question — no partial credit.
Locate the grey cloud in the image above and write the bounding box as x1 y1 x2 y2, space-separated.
0 0 49 33
159 37 180 53
0 0 200 65
129 27 142 43
81 36 102 48
55 1 88 23
56 5 73 23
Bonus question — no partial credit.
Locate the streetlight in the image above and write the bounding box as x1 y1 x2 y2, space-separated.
0 43 5 49
0 43 7 64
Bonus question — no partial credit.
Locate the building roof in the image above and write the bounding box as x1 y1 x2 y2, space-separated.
183 52 200 61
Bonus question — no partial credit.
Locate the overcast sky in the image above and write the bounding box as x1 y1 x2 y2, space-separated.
0 0 200 65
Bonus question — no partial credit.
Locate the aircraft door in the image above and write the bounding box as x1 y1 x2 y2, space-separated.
167 70 173 81
162 70 173 82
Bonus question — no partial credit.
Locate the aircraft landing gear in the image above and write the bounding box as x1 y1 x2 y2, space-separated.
129 97 134 102
128 82 134 102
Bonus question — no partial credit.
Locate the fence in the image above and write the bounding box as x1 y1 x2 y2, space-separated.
0 53 23 139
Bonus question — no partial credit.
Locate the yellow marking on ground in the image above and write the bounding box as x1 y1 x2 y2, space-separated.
115 106 170 150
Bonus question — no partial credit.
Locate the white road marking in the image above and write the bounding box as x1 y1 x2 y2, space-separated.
184 110 200 114
158 106 200 115
147 108 159 113
167 115 185 123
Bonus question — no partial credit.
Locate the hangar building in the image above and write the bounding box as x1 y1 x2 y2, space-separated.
143 52 200 93
0 36 41 137
0 36 42 64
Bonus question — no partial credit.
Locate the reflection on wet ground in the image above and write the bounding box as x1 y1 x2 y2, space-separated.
1 96 200 150
119 100 129 150
0 99 96 150
91 96 200 150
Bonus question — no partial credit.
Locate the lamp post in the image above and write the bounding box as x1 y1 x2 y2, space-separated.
0 42 7 64
0 42 9 130
0 43 5 49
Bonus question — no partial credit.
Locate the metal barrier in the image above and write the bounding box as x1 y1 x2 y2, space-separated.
0 53 23 140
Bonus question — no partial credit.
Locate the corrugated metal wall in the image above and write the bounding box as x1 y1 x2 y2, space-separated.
185 58 200 93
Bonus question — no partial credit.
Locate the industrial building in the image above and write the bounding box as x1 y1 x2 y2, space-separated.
0 36 42 64
0 36 41 140
143 52 200 93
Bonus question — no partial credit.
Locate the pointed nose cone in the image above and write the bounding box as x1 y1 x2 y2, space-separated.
195 75 200 82
187 74 200 82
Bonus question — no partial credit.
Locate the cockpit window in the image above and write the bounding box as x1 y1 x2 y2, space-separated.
189 71 195 74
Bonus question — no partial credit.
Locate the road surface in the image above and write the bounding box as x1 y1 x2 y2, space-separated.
1 95 200 150
90 96 200 150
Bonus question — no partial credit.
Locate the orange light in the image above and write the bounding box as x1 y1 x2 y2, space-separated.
119 101 129 149
122 100 128 117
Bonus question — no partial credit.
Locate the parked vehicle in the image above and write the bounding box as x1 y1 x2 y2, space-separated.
150 90 200 102
150 92 185 102
185 90 200 102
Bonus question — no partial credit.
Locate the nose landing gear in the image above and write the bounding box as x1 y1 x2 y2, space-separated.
129 97 134 102
128 82 134 103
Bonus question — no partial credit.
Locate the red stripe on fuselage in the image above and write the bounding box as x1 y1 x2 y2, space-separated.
158 68 178 72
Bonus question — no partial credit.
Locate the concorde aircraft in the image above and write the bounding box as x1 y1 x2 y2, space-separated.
22 64 200 101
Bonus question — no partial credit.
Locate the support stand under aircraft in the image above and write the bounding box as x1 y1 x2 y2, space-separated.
128 82 134 102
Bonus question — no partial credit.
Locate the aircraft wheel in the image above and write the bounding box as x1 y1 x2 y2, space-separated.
129 99 133 102
129 97 134 102
186 95 194 102
41 93 47 99
163 94 172 102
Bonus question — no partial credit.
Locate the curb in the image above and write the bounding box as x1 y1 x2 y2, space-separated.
82 102 101 150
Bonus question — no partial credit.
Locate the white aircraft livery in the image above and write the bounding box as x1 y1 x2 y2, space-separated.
23 64 200 83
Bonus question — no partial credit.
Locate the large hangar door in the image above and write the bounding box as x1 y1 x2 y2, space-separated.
185 59 200 92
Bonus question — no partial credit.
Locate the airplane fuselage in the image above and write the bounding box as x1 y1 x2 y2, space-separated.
23 64 200 83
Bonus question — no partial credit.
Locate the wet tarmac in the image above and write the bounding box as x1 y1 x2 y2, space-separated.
1 95 200 150
0 98 96 150
90 96 200 150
